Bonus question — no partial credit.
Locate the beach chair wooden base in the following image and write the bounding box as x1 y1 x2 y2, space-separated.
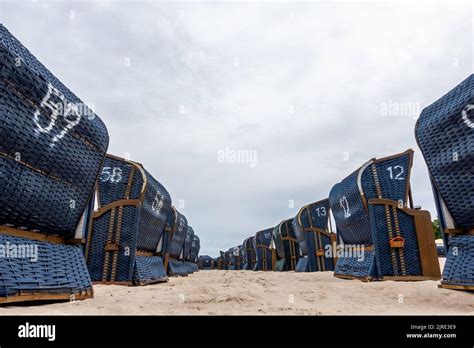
0 290 93 304
383 276 441 281
334 273 373 282
0 227 94 304
438 283 474 291
92 281 132 286
134 278 169 286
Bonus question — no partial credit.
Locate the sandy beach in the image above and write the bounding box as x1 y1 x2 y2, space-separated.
0 260 472 316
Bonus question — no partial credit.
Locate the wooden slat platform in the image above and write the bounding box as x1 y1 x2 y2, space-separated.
0 291 93 304
438 283 474 291
92 281 132 286
383 275 441 281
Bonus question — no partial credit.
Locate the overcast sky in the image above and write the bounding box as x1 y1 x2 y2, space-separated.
1 0 472 256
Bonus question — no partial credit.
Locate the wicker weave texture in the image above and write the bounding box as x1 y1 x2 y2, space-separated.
0 24 109 239
255 228 274 271
293 199 330 255
189 235 200 262
168 209 188 258
329 152 411 246
97 156 171 252
199 255 213 269
243 236 256 270
168 258 188 276
133 256 167 285
293 199 334 272
87 206 138 282
329 151 412 279
369 203 422 277
0 234 92 298
416 75 474 229
183 226 194 261
441 235 474 286
335 250 377 279
273 219 300 271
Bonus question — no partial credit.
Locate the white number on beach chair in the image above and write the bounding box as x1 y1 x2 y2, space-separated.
386 165 404 180
316 207 326 217
462 104 474 128
33 82 81 146
152 193 164 215
340 196 351 218
100 167 122 183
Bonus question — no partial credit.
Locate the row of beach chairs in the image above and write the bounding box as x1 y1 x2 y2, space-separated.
0 24 200 304
216 74 473 290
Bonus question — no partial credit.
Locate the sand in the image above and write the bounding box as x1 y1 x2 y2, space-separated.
0 259 473 315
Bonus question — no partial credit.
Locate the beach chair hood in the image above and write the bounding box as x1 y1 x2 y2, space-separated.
86 154 171 284
0 24 109 302
190 234 200 262
0 24 109 239
183 226 195 260
293 199 330 256
273 218 300 271
329 150 413 247
255 228 276 271
415 75 474 289
329 149 440 281
168 209 188 259
415 74 474 230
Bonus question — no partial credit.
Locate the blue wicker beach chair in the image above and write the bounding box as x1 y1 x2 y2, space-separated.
223 250 231 270
85 154 170 285
182 226 195 273
155 208 171 272
189 235 200 272
238 244 246 270
255 228 276 271
273 219 300 271
292 199 337 272
199 255 213 270
160 205 176 271
0 25 108 303
237 245 244 270
329 150 440 281
219 251 226 270
415 74 474 290
243 237 257 270
166 208 189 276
235 245 244 270
228 247 241 270
226 248 233 270
183 226 194 261
191 235 200 262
